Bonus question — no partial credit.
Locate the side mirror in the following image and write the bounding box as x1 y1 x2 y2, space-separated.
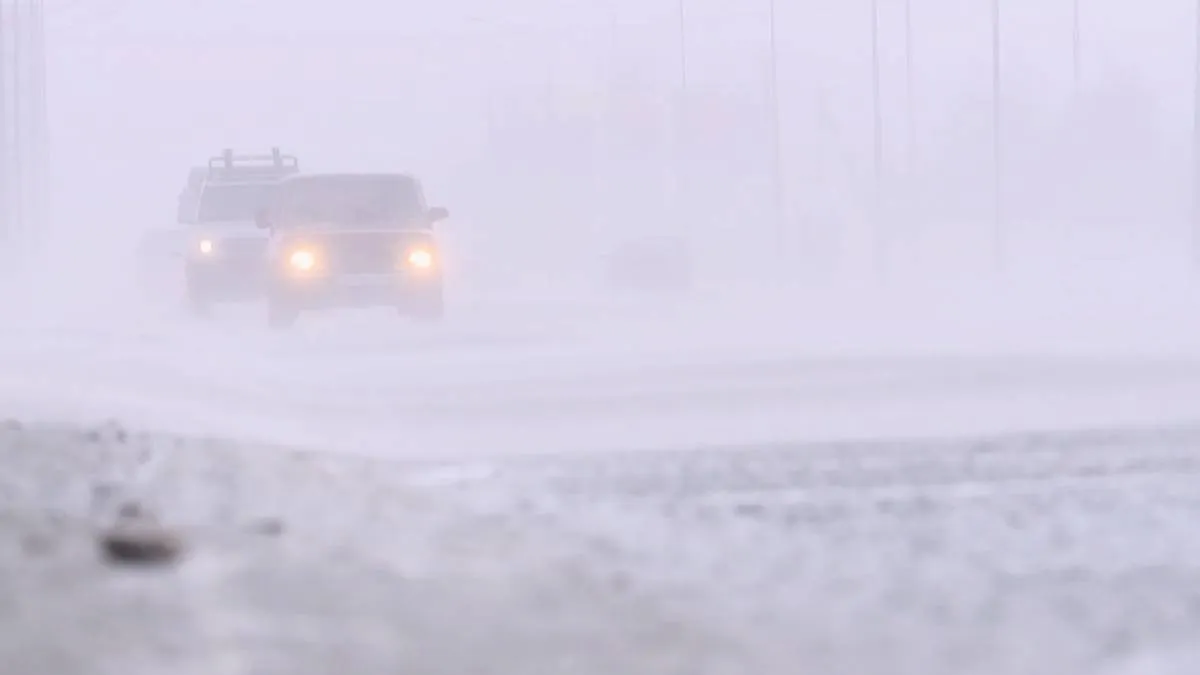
427 206 449 223
255 208 272 229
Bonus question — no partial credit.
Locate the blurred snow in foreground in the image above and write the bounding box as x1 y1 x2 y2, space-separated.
4 421 1200 674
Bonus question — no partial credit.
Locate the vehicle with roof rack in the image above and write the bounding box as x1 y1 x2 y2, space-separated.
178 148 300 314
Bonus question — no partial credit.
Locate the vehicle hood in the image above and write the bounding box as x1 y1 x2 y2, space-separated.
193 221 262 239
276 227 434 244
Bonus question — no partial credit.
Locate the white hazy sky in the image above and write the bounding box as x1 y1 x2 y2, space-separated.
32 0 1200 258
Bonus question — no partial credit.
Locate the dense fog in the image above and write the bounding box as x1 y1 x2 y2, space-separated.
0 8 1199 673
31 0 1200 293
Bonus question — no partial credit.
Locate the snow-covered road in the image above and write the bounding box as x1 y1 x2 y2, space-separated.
5 270 1200 459
5 261 1200 673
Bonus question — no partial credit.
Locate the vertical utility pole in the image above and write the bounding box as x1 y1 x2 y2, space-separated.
29 0 44 242
676 0 688 91
903 0 917 235
483 31 497 154
1192 0 1200 265
904 0 915 165
607 2 619 116
543 34 556 125
671 0 688 234
991 0 1003 269
11 0 22 248
1071 0 1081 91
767 0 784 262
1070 0 1082 246
870 0 885 274
0 1 8 248
596 3 619 245
606 2 619 168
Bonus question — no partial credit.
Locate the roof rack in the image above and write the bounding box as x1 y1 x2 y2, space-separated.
206 147 299 183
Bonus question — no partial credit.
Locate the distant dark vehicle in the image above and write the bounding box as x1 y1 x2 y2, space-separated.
179 148 300 314
257 172 450 329
605 236 692 291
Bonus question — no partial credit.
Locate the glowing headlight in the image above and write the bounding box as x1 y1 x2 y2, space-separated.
406 248 433 268
288 249 316 271
198 239 214 254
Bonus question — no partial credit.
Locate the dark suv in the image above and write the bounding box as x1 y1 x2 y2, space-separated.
256 172 449 328
180 148 299 314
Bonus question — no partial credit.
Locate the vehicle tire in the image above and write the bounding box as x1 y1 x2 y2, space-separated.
266 296 298 329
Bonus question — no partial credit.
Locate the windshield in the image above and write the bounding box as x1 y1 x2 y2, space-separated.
276 175 424 227
196 183 271 223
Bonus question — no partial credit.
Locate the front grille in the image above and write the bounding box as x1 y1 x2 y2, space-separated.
331 247 394 274
327 233 398 274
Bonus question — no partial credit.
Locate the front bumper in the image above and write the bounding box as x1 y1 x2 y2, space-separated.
269 271 442 310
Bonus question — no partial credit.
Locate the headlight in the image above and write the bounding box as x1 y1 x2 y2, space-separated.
198 239 214 255
406 248 433 269
288 249 316 271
